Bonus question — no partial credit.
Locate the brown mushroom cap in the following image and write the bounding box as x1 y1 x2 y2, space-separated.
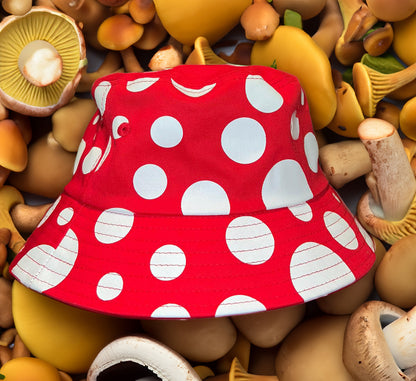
0 119 27 172
366 0 416 22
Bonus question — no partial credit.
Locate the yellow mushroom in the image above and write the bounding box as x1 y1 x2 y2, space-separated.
129 0 156 25
363 22 393 56
366 0 416 22
251 25 337 130
374 100 401 129
399 95 416 141
185 36 229 65
393 10 416 66
213 333 250 375
133 14 168 50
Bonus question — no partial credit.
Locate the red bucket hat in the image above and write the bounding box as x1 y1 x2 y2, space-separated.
10 65 375 319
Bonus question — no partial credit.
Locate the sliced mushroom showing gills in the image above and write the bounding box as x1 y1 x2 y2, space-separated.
343 300 416 381
0 6 87 117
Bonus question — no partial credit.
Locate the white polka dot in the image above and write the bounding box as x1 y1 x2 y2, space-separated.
288 202 313 222
304 132 319 173
333 192 341 203
290 242 356 302
94 81 111 115
11 229 78 293
150 244 186 281
73 139 86 174
95 208 134 244
215 295 266 317
126 77 159 92
133 164 167 200
181 181 230 215
38 196 61 227
355 218 375 250
324 212 358 250
300 90 305 105
112 115 129 139
290 110 300 140
96 272 123 301
226 216 274 265
171 78 216 97
92 114 100 125
57 207 74 226
151 304 190 318
82 146 102 174
151 116 183 148
245 74 283 113
262 159 313 209
95 136 112 172
221 118 266 164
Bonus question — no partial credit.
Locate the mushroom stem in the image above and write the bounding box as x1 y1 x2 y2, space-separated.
358 118 416 221
383 305 416 370
206 358 278 380
18 40 63 87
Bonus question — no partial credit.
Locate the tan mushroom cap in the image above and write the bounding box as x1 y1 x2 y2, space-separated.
0 6 87 117
0 119 27 172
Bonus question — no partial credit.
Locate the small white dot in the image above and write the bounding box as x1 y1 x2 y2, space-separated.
95 137 112 172
290 110 300 140
57 207 74 226
126 77 159 92
215 295 266 317
304 132 319 173
151 116 183 148
95 208 134 244
288 202 313 222
94 81 111 115
97 272 123 301
245 75 283 113
82 146 102 174
73 139 86 174
324 211 358 250
150 244 186 281
133 164 168 200
151 304 190 318
38 196 61 227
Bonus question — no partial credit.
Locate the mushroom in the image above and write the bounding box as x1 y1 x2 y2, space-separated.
343 300 416 381
1 0 32 15
140 317 237 363
0 277 13 329
363 22 393 57
0 228 11 275
0 119 28 187
12 281 135 374
356 118 416 244
133 14 168 51
87 335 201 381
10 202 53 237
271 0 326 20
0 6 87 117
393 9 416 66
366 0 416 22
399 96 416 141
275 314 354 380
375 100 401 129
231 304 306 348
240 0 280 41
120 46 144 72
185 36 229 65
148 37 183 71
129 0 156 25
375 233 416 309
213 333 250 375
0 328 31 366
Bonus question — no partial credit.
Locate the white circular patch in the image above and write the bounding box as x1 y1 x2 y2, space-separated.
288 202 313 222
290 110 300 140
133 164 168 200
112 115 129 139
92 114 100 125
94 81 111 115
150 244 186 281
73 139 86 174
304 132 319 173
171 78 216 97
333 192 341 203
226 216 274 265
151 304 191 318
221 117 266 164
126 77 159 92
37 196 61 227
262 159 313 209
11 229 78 293
245 74 284 113
95 136 112 172
57 207 74 226
95 208 134 244
324 211 358 250
82 146 102 174
150 116 183 148
215 295 266 317
355 217 375 250
96 272 123 301
181 181 230 215
290 242 356 302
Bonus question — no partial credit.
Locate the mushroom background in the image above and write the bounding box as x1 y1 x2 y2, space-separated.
1 1 416 380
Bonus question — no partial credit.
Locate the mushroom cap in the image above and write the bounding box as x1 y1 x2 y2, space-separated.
0 6 87 117
366 0 416 22
0 119 27 172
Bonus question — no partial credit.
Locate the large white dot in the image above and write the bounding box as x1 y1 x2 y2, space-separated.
151 304 190 318
262 159 313 209
11 229 78 293
94 81 111 115
151 116 183 148
290 110 300 140
181 181 230 215
245 75 284 113
324 211 358 250
96 272 123 301
215 295 266 317
226 216 274 265
221 117 266 164
288 202 313 222
82 146 102 174
126 77 159 92
304 132 319 173
150 244 186 281
57 207 74 226
290 242 356 302
95 208 134 244
133 164 167 200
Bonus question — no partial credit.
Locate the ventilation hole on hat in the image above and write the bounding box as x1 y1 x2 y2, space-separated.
96 361 162 381
150 244 186 281
221 117 266 164
245 74 283 113
215 295 266 317
150 116 183 148
151 304 190 318
112 115 130 139
324 211 358 250
96 272 123 301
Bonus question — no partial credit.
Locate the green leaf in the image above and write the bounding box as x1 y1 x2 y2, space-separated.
283 9 303 29
0 373 5 379
361 53 405 74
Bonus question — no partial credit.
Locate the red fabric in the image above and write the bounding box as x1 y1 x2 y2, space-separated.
10 65 375 319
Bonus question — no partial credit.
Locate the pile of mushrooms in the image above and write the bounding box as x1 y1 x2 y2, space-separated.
3 0 416 380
